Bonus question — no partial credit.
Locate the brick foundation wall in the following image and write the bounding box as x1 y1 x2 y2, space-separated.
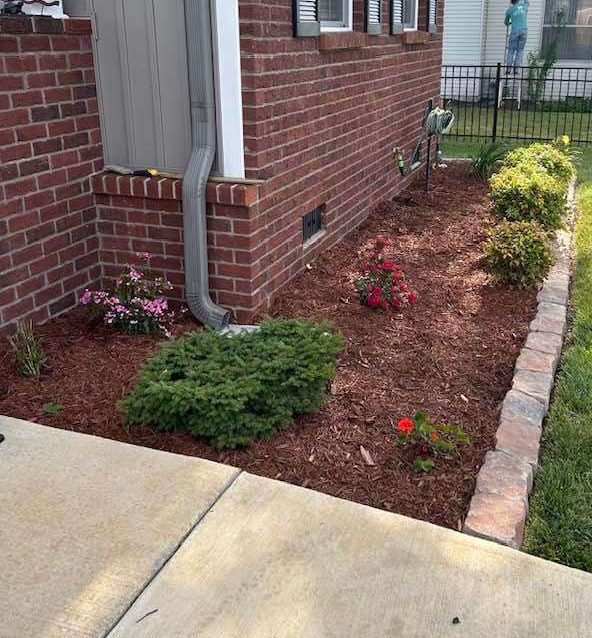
94 0 444 323
1 3 444 327
93 174 260 324
236 0 444 314
0 16 102 328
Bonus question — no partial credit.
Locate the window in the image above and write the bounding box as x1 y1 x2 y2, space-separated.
319 0 352 31
403 0 418 30
542 0 592 61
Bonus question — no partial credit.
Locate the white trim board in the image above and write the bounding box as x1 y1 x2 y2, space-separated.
211 0 245 180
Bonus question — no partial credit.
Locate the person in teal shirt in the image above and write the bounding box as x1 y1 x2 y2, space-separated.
505 0 529 72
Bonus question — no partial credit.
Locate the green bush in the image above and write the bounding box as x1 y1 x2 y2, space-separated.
484 220 555 287
502 143 575 185
121 319 344 448
489 165 568 231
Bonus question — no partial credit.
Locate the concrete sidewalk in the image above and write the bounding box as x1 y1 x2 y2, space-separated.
2 416 592 638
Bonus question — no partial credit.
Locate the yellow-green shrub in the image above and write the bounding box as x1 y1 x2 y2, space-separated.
502 143 575 185
489 165 567 231
484 220 554 287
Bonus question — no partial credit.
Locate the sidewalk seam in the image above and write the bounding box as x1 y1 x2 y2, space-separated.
100 467 243 638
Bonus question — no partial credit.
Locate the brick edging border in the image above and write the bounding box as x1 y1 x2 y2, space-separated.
463 180 577 549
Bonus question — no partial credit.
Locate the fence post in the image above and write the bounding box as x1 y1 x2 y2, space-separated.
492 62 502 142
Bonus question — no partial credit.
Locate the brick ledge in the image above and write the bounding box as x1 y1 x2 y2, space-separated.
319 32 367 51
401 31 431 45
91 172 260 207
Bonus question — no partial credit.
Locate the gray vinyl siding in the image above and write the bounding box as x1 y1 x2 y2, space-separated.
91 0 191 171
442 0 485 65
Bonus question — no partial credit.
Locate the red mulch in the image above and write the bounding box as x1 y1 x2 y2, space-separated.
0 166 537 529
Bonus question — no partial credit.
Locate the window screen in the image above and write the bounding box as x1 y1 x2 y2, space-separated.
403 0 417 29
319 0 347 25
542 0 592 61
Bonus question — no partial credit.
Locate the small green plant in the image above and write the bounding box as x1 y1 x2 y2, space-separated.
121 319 344 448
8 320 46 378
484 220 555 287
489 165 567 231
526 13 563 102
502 143 575 185
527 47 558 102
471 142 508 180
43 403 62 415
396 413 469 472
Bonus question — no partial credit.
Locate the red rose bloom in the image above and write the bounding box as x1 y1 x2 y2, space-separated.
381 261 396 272
408 291 418 303
368 294 381 308
397 418 415 434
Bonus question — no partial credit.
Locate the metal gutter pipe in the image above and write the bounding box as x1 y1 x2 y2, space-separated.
183 0 230 329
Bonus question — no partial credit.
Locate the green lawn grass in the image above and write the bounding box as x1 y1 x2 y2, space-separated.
523 178 592 571
447 104 592 145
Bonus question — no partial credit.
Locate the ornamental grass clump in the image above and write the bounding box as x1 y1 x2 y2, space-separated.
396 412 469 473
489 164 568 232
355 235 417 312
121 319 344 448
484 220 555 287
8 320 46 378
80 254 175 337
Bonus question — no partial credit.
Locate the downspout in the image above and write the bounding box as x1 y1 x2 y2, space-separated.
183 0 230 329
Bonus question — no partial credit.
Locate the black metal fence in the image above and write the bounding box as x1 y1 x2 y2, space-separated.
441 64 592 145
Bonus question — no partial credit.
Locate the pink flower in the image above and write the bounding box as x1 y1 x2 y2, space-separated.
80 290 92 305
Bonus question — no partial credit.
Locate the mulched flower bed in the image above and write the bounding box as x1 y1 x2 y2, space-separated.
0 165 538 529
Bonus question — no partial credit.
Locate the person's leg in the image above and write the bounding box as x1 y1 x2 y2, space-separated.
515 31 528 69
507 31 519 70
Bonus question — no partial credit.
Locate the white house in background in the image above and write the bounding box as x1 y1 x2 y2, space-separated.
442 0 592 101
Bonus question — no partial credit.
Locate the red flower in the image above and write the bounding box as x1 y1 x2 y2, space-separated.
367 294 381 309
381 261 397 272
408 291 418 303
400 282 409 292
371 286 383 297
421 444 429 454
397 417 415 434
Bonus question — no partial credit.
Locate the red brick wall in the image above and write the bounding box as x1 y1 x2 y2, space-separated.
93 173 260 324
0 16 102 328
237 0 444 314
73 0 445 324
1 3 444 327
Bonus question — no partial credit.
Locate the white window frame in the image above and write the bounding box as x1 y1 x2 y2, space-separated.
403 0 418 31
320 0 353 32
